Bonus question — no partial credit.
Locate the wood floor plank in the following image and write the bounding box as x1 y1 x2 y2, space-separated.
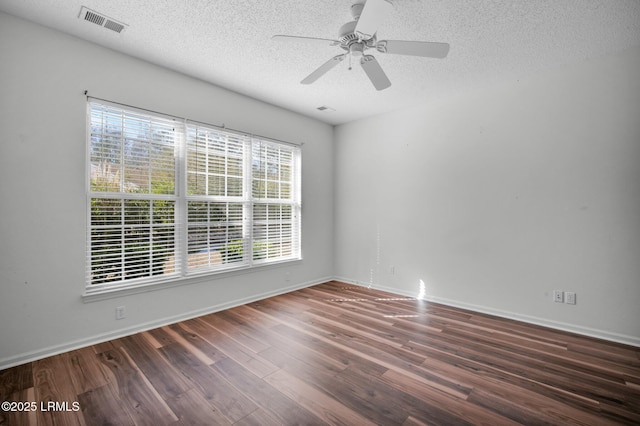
232 408 282 426
414 344 629 425
339 364 471 425
32 356 86 426
63 346 111 395
182 317 278 378
302 291 422 340
118 333 192 400
146 327 177 348
141 330 164 349
301 311 428 365
466 387 562 426
303 306 412 352
96 346 178 425
1 387 37 426
268 312 472 400
403 415 432 426
439 325 636 400
0 362 32 400
263 368 378 426
401 330 621 414
212 357 325 424
268 321 381 374
164 323 226 365
77 384 135 426
429 324 638 414
215 309 273 351
380 368 521 426
407 338 606 412
167 388 231 425
233 307 351 372
1 280 639 425
158 342 258 423
258 345 403 425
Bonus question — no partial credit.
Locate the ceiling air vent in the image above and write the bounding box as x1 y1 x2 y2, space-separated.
78 6 127 34
317 106 336 112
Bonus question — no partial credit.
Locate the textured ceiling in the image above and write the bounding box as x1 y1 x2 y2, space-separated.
1 0 640 125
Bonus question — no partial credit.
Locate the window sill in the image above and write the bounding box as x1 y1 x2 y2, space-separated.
82 258 302 303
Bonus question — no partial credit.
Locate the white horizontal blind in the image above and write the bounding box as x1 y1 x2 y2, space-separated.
88 102 179 287
87 101 301 290
251 139 301 263
185 125 249 272
186 126 246 197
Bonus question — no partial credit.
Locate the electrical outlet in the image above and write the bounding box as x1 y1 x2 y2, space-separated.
565 292 576 305
284 272 291 282
553 290 564 303
388 265 395 275
115 306 126 320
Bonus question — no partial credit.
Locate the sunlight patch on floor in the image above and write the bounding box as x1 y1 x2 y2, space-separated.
327 297 416 302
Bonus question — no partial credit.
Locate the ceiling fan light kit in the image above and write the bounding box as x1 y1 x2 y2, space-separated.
273 0 450 91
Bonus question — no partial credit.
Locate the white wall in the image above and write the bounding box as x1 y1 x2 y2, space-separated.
334 46 640 345
0 12 334 368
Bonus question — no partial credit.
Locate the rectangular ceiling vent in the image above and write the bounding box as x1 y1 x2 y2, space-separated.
78 6 127 34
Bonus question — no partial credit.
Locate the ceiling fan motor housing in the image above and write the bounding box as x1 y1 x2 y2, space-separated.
339 20 376 50
339 21 359 45
350 42 364 56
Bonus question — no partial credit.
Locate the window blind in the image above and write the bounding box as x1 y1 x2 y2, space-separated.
88 103 179 287
185 124 250 272
87 101 301 291
251 140 301 263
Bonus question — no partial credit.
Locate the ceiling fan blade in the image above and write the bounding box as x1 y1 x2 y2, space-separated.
272 35 340 46
360 55 391 91
354 0 393 40
301 54 346 84
377 40 450 58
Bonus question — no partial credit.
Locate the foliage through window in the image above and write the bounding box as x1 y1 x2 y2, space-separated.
87 101 301 290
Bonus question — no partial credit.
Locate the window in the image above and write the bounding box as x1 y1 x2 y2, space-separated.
87 101 301 292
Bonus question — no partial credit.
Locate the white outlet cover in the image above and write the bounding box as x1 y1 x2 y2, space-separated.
115 306 126 320
565 292 576 305
553 290 564 303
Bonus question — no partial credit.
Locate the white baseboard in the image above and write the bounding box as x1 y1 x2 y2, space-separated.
334 276 640 348
0 276 332 370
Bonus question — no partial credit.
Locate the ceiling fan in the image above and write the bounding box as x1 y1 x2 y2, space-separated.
272 0 450 91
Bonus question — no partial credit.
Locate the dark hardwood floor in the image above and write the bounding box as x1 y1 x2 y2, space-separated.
1 281 639 425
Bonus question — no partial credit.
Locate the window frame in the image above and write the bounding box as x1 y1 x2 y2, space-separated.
85 100 302 296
